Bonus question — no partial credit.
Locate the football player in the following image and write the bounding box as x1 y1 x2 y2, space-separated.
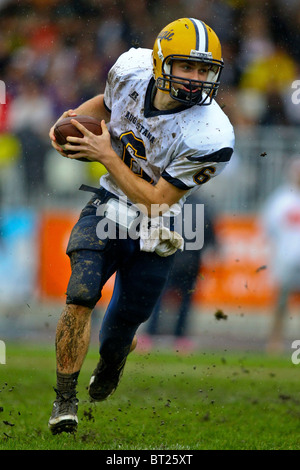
48 17 234 434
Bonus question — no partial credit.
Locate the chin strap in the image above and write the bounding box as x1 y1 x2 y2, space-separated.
170 85 203 106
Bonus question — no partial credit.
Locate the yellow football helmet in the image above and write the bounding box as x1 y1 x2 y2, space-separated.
153 18 223 106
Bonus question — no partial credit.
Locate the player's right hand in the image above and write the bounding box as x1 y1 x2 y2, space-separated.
49 109 77 154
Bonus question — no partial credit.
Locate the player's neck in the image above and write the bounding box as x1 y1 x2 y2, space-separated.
153 88 181 111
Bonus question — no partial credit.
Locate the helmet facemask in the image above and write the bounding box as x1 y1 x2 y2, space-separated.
156 54 223 106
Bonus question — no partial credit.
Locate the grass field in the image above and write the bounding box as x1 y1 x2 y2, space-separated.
0 342 300 451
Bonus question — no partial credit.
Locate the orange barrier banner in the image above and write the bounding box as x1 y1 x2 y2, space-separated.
194 214 276 308
38 211 77 301
37 211 276 310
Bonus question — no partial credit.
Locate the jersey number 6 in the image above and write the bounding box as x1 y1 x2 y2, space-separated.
120 131 153 183
193 165 216 185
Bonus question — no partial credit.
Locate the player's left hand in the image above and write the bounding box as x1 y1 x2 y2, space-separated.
64 119 114 163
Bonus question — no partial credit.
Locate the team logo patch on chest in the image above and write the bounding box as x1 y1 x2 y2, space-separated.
129 90 139 101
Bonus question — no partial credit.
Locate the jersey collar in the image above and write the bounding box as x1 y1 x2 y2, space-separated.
144 78 190 118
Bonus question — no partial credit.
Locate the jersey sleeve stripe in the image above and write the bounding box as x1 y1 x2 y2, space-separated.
186 147 233 163
103 99 111 113
161 171 192 190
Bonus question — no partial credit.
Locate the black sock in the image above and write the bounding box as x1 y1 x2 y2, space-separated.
56 370 80 396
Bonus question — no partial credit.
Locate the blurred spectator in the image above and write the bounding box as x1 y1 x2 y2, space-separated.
7 76 54 200
96 4 128 71
237 5 275 71
238 45 297 125
260 156 300 353
271 1 300 64
239 46 297 96
8 77 53 135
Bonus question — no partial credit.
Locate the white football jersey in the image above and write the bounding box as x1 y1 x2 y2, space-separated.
101 47 235 213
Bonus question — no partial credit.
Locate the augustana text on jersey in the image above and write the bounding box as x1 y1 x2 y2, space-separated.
125 111 155 144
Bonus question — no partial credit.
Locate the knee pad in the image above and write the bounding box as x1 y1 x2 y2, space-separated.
66 250 103 309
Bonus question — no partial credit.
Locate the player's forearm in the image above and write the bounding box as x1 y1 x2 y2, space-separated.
74 95 110 123
65 119 186 214
102 151 162 214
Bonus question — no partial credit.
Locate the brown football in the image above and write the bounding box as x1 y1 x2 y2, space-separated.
54 115 102 162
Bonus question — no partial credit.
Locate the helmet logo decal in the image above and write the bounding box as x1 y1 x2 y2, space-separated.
157 30 174 41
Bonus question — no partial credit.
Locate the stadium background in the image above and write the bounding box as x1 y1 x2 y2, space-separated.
1 0 300 351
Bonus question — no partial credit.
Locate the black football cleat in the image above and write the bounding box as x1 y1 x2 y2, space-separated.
88 357 126 402
89 336 137 402
48 388 78 435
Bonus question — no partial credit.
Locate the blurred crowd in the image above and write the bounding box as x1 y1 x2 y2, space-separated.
1 0 300 347
0 0 300 200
